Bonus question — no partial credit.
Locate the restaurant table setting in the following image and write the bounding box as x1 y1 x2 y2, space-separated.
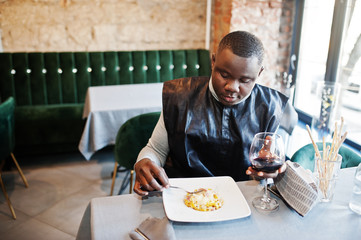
76 164 361 240
78 83 163 160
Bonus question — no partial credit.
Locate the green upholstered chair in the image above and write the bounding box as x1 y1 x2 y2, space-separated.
110 112 161 195
0 97 29 219
290 142 361 171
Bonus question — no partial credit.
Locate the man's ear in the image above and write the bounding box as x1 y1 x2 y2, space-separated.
258 66 264 77
211 53 216 67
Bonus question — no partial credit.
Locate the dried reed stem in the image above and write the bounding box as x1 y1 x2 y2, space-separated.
306 117 347 199
306 124 321 159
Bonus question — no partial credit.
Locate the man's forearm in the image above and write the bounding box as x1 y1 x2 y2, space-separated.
136 110 169 166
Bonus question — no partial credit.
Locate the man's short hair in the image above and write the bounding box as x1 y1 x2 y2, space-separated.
218 31 264 65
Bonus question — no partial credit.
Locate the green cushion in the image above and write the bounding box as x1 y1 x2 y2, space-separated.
114 112 161 169
0 50 211 106
14 104 85 154
0 97 15 158
290 142 361 171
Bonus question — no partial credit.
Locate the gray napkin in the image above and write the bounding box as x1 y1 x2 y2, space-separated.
129 217 176 240
275 160 319 216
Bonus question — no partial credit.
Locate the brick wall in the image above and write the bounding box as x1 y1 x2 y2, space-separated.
211 0 232 53
0 0 207 51
0 0 295 90
212 0 295 88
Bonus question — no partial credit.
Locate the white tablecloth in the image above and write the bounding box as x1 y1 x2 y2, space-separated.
76 167 361 240
78 83 163 160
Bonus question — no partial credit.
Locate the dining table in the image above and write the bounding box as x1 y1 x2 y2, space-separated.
78 83 163 160
76 167 361 240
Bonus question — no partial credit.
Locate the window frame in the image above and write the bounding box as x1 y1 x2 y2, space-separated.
290 0 361 151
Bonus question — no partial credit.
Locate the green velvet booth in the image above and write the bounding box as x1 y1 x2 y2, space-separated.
0 50 211 155
291 142 361 171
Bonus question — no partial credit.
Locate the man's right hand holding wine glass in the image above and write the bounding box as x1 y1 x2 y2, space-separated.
247 132 287 211
246 135 287 179
245 162 287 179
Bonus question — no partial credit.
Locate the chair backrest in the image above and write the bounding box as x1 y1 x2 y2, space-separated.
114 112 161 169
290 142 361 171
277 102 298 159
279 101 298 135
0 97 15 158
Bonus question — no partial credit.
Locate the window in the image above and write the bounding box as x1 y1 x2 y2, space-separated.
292 0 361 150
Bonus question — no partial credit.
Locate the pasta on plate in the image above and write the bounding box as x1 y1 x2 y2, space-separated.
184 188 224 211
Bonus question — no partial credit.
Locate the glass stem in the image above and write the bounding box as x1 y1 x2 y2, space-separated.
261 179 270 202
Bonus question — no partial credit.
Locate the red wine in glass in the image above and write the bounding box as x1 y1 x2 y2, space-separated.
252 157 283 172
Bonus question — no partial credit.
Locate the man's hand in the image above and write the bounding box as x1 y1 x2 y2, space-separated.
133 158 169 196
245 162 287 179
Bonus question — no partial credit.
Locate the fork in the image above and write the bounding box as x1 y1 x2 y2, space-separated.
169 186 206 194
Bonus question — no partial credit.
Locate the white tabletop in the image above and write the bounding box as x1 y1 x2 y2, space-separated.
78 83 163 160
76 167 361 240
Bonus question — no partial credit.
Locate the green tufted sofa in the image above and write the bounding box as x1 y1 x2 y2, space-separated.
0 50 211 156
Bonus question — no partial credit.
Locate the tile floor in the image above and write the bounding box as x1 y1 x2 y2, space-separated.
0 147 128 240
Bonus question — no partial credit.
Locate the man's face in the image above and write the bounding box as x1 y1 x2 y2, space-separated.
211 48 263 106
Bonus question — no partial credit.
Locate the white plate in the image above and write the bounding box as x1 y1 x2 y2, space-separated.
163 176 251 222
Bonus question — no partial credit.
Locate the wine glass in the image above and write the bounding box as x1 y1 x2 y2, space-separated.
249 132 285 211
